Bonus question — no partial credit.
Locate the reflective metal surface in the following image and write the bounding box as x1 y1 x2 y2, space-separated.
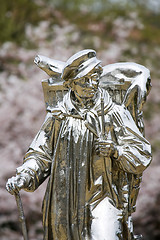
6 49 152 240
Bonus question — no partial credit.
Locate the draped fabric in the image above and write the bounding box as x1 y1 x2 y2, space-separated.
17 88 152 240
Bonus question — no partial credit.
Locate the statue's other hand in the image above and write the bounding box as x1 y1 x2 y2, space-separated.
6 174 30 195
95 139 116 157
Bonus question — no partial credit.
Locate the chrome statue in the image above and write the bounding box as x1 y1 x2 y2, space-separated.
6 49 152 240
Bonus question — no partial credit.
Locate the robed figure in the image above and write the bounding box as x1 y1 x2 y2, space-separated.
6 50 152 240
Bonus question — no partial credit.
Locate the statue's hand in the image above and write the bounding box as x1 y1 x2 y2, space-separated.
95 139 117 157
6 173 31 195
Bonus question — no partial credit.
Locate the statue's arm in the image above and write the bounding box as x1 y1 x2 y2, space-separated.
112 105 152 174
21 112 56 191
6 113 55 194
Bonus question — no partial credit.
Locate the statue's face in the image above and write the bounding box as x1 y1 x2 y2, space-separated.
71 73 99 99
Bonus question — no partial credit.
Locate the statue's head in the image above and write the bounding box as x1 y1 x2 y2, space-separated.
61 49 103 99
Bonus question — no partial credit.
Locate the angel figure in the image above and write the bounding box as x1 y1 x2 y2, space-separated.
6 49 152 240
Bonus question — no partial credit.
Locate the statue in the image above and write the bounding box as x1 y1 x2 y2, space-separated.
6 49 152 240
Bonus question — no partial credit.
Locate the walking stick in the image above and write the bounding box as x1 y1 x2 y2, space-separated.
14 192 28 240
100 90 115 202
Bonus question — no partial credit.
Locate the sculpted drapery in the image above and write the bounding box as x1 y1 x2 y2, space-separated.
17 89 151 240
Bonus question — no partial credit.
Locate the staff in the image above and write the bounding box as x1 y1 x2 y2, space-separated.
100 90 115 202
100 90 106 139
14 192 28 240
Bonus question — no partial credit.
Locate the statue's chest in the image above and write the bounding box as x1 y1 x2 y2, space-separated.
61 117 89 142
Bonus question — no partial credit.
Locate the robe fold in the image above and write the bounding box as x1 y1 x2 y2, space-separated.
17 88 152 240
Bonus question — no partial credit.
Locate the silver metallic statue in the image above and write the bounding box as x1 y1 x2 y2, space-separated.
6 49 152 240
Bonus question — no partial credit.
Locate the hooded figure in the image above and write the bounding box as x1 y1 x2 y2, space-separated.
6 50 152 240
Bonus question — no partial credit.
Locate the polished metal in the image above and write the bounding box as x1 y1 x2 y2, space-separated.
15 192 28 240
6 49 152 240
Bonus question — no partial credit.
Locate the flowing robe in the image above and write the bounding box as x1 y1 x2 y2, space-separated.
17 89 152 240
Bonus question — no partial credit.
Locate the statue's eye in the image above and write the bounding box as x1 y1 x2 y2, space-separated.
91 74 99 82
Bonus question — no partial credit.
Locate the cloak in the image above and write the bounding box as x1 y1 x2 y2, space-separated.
17 88 152 240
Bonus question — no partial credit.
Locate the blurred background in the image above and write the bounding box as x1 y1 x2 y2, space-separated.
0 0 160 239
